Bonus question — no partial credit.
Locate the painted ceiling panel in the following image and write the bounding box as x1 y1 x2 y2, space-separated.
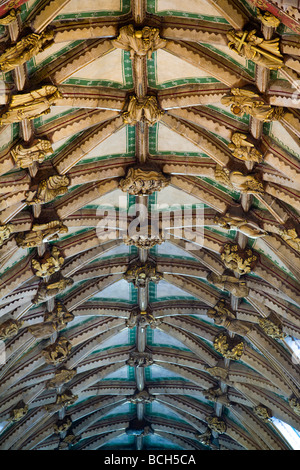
0 0 299 454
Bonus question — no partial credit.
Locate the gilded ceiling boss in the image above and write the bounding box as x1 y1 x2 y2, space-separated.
227 28 283 69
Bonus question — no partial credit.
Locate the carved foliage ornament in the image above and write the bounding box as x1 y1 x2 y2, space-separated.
278 227 300 253
221 243 258 275
221 88 285 122
119 167 170 195
227 28 283 69
0 85 62 125
253 404 273 422
113 24 167 59
11 138 53 168
214 332 244 360
123 233 165 249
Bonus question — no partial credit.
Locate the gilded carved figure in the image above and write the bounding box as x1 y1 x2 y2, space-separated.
113 24 167 59
221 88 285 121
207 272 249 297
127 389 155 404
253 405 273 422
33 277 74 305
214 165 264 194
0 224 13 247
44 301 74 328
126 351 153 367
214 213 266 238
289 396 300 416
122 95 164 125
256 8 281 28
196 429 212 446
0 319 22 340
207 299 251 335
0 9 19 25
0 29 55 73
227 28 283 69
0 85 62 125
11 139 53 168
221 243 258 275
207 415 227 434
31 246 65 278
42 336 72 365
124 262 163 288
258 313 285 340
9 401 28 422
228 133 263 162
54 417 72 434
204 365 230 381
214 332 245 360
25 174 70 205
15 220 68 248
119 167 170 195
126 310 161 329
45 390 77 412
123 233 164 249
204 387 232 406
277 227 300 253
46 368 77 389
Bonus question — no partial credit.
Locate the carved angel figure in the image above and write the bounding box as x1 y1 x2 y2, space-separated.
228 133 263 162
0 85 62 125
126 310 160 329
229 171 264 193
0 29 55 72
46 369 77 389
119 167 170 195
214 332 244 360
113 24 167 59
221 88 284 122
0 319 22 340
214 213 266 238
11 139 53 168
227 28 283 69
15 220 68 248
207 415 227 434
122 95 164 126
44 301 74 327
124 262 163 288
25 174 70 205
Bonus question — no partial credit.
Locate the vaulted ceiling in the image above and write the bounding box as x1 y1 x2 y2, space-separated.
0 0 299 451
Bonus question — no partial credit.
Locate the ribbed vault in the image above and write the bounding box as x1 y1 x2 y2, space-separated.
0 0 299 451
